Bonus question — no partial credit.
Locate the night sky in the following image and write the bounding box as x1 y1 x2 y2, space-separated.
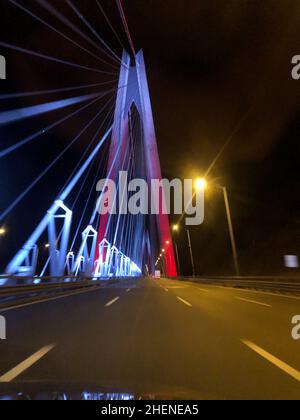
1 0 300 275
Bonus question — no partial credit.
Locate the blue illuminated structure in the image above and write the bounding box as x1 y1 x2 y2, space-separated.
0 5 154 283
0 93 100 126
94 239 141 278
5 123 142 280
6 127 112 277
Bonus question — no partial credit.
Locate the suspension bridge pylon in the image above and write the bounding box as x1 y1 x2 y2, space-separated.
95 50 178 277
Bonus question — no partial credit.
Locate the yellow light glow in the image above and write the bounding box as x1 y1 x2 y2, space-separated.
195 178 207 191
0 228 6 236
173 224 179 232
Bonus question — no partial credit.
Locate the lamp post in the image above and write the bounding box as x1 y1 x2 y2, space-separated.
219 185 240 277
197 178 240 277
171 177 207 279
184 178 207 278
186 228 196 277
172 177 240 277
172 224 195 277
172 225 181 276
195 178 240 277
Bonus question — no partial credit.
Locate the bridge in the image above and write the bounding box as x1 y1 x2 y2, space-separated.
1 47 176 281
0 0 300 400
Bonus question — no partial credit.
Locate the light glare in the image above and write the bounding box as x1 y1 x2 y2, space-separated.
195 178 207 191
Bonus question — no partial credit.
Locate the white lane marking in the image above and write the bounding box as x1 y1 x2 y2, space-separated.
192 286 209 293
163 280 208 292
242 340 300 382
126 288 131 293
0 286 103 314
0 344 56 382
235 297 272 308
105 297 120 307
164 288 169 292
177 297 192 307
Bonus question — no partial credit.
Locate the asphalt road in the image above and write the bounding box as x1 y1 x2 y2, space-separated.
0 277 300 400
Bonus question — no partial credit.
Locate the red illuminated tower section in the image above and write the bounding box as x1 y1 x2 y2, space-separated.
95 50 177 277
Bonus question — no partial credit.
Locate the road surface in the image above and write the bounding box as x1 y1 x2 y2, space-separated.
0 277 300 399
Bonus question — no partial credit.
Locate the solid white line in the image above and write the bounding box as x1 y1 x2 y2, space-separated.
242 340 300 382
0 286 102 314
105 297 120 307
0 344 56 382
235 297 272 308
177 296 192 307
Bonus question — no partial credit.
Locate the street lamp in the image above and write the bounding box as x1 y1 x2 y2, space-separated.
218 185 240 277
0 227 6 236
195 178 207 191
172 224 181 276
186 228 196 277
200 180 240 277
172 223 195 277
173 177 205 277
172 176 240 277
173 224 179 232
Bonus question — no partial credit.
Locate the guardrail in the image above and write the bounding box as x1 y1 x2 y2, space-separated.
0 276 135 310
171 276 300 295
0 275 87 285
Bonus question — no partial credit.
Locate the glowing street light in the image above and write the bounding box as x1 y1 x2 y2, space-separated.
0 227 6 236
173 224 179 232
195 178 207 191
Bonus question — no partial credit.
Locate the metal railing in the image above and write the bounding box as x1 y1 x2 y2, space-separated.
0 276 135 310
169 276 300 295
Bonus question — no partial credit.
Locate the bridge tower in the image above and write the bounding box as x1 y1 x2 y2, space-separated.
95 50 177 277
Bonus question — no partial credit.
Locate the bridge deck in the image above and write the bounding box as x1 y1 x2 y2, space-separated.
0 277 300 399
